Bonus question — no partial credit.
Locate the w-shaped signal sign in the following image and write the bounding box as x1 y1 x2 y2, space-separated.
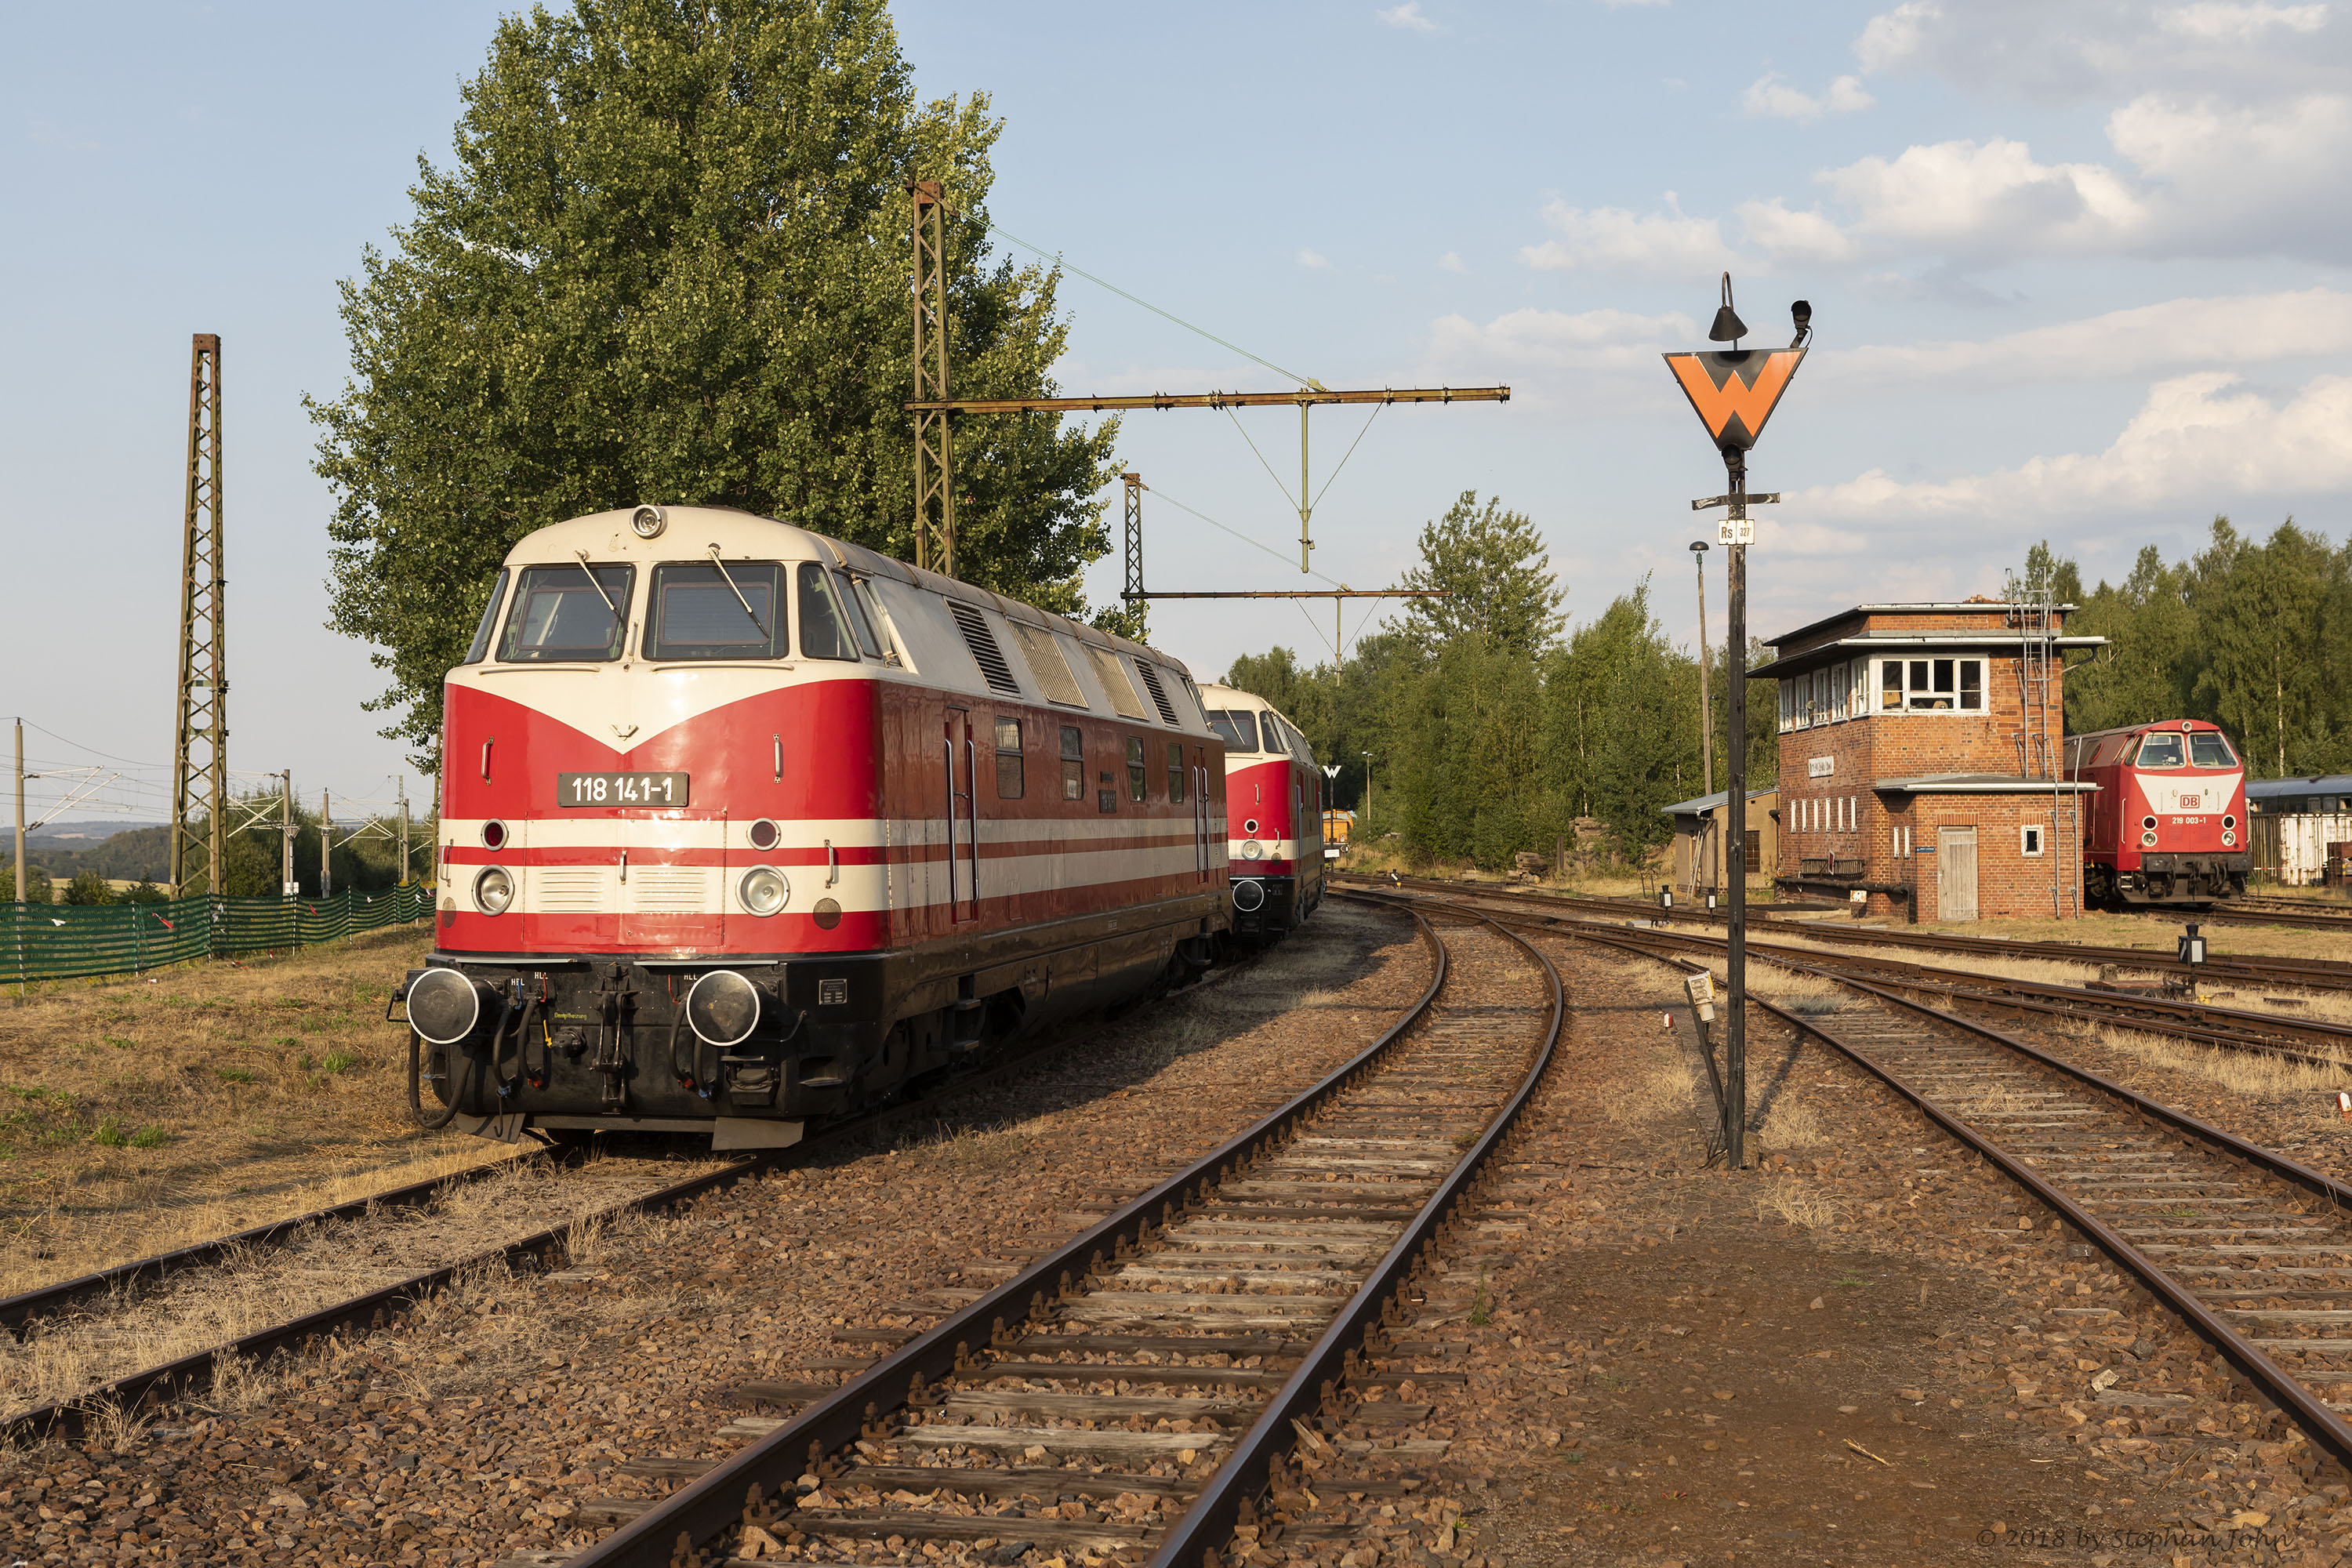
1663 348 1806 453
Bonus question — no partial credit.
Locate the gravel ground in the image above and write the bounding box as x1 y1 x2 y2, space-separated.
1304 929 2352 1568
0 903 1428 1567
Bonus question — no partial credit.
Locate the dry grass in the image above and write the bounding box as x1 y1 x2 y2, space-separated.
1755 1097 1828 1151
1754 1178 1843 1231
0 925 521 1296
2087 1023 2352 1100
1693 956 1848 1015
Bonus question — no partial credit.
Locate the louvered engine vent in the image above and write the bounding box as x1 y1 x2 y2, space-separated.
1132 658 1179 724
948 601 1023 695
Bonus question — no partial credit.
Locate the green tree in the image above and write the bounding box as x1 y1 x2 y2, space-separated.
2190 517 2331 776
2065 546 2196 734
61 870 115 906
1390 492 1566 656
310 0 1122 764
2007 539 2085 606
123 877 168 905
1 863 54 904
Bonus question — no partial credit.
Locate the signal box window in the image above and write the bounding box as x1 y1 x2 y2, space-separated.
499 562 635 662
995 717 1024 799
2136 732 2186 769
1060 726 1084 801
1207 710 1258 751
1167 742 1187 803
2021 824 2045 857
797 562 861 661
1884 657 1985 712
1127 738 1148 802
2189 731 2238 768
647 561 782 660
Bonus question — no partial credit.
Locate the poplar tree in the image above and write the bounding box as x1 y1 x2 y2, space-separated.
310 0 1121 762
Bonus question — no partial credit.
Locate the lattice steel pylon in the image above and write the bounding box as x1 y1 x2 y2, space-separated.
170 332 227 898
910 182 956 578
1122 472 1144 600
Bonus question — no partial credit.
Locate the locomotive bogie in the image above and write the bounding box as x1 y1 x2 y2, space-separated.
409 506 1231 1146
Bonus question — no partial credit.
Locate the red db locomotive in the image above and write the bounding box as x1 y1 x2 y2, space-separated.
399 506 1230 1148
1200 682 1326 939
2065 718 2249 906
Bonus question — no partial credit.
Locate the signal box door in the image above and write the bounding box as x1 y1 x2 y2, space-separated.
943 709 978 922
1938 827 1979 922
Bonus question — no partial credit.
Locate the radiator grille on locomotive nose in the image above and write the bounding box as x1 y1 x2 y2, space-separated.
534 867 604 913
947 601 1023 696
1131 658 1179 725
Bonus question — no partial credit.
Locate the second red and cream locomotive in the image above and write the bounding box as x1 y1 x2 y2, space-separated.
1200 682 1326 939
400 505 1231 1148
2065 717 2249 906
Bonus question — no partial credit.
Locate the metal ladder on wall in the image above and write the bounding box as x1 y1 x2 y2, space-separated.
2012 590 2072 916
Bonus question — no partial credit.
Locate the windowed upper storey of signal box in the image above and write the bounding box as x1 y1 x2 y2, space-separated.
1750 601 2106 768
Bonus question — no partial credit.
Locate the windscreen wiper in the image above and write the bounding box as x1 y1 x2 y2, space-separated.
706 546 771 638
572 550 622 624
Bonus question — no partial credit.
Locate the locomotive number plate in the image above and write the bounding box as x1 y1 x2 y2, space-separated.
557 771 690 807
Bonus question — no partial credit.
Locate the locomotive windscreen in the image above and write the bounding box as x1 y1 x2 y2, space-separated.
2190 731 2238 767
648 562 782 659
2136 733 2186 768
1208 710 1259 752
500 564 633 662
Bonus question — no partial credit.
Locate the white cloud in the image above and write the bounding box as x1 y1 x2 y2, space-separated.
1737 198 1859 263
1855 0 1941 73
1297 249 1337 271
1436 251 1467 273
1798 370 2352 521
2161 3 2329 42
1822 136 2153 256
1742 71 1877 122
1519 197 1740 276
1821 289 2352 392
1377 1 1441 30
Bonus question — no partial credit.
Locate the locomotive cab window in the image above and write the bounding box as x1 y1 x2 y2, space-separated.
2189 731 2238 768
646 561 782 659
1127 738 1148 802
2135 732 2187 768
845 575 904 666
994 717 1024 799
797 562 862 662
831 569 884 660
1207 710 1258 751
461 569 510 665
499 563 634 662
1060 725 1084 801
1167 742 1186 803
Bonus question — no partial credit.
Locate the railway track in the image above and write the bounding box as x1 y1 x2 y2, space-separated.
1393 883 2352 1474
550 897 1561 1568
0 960 1288 1445
1348 877 2352 1065
1338 871 2352 992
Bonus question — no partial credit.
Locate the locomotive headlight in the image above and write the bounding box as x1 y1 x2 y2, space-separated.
472 866 514 916
2223 829 2238 847
1242 839 1265 860
1243 818 1261 836
630 503 667 539
2141 830 2159 848
2223 814 2238 829
405 968 496 1045
739 866 789 916
685 970 763 1047
2142 815 2158 830
1232 878 1266 912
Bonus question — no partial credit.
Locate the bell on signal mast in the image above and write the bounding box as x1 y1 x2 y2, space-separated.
1708 272 1748 343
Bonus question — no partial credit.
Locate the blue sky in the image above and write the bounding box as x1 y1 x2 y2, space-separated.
6 0 2348 824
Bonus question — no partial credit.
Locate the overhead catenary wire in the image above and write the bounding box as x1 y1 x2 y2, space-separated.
1141 485 1346 590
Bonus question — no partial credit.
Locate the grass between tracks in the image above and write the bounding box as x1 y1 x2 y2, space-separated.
0 926 506 1298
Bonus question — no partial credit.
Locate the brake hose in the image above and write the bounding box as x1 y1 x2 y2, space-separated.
495 991 541 1101
667 1006 694 1091
408 1031 468 1131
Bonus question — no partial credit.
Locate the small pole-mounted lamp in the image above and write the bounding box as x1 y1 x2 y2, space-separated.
2178 922 2207 966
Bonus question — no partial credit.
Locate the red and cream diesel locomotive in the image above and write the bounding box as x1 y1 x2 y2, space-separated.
399 505 1231 1149
2064 718 2249 906
1200 682 1325 939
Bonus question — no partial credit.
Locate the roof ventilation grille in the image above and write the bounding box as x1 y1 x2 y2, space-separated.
1132 658 1179 725
948 602 1022 696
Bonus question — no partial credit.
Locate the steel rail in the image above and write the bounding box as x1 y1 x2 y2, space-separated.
4 986 1230 1443
566 897 1562 1568
1149 902 1564 1567
1519 906 2352 1474
0 1149 539 1336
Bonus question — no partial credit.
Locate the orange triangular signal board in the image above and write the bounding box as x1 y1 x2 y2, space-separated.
1662 347 1806 453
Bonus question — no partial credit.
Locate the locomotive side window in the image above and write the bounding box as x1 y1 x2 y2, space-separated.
499 563 634 662
1060 726 1084 800
831 569 884 660
1207 710 1258 751
2189 731 2238 768
1127 738 1148 802
646 562 782 659
461 568 510 665
2092 734 2132 767
1167 742 1187 803
845 576 904 666
2135 732 2186 768
797 563 861 662
994 717 1024 799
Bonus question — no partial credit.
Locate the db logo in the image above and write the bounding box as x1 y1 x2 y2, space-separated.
2178 794 2200 810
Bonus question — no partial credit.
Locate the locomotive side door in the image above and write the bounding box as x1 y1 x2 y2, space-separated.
943 707 978 922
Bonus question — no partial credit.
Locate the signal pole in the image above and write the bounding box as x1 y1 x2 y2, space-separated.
13 718 24 909
398 779 411 885
170 333 227 899
320 789 332 899
281 770 294 897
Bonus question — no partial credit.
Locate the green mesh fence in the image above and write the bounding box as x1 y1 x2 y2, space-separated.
1 884 430 985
